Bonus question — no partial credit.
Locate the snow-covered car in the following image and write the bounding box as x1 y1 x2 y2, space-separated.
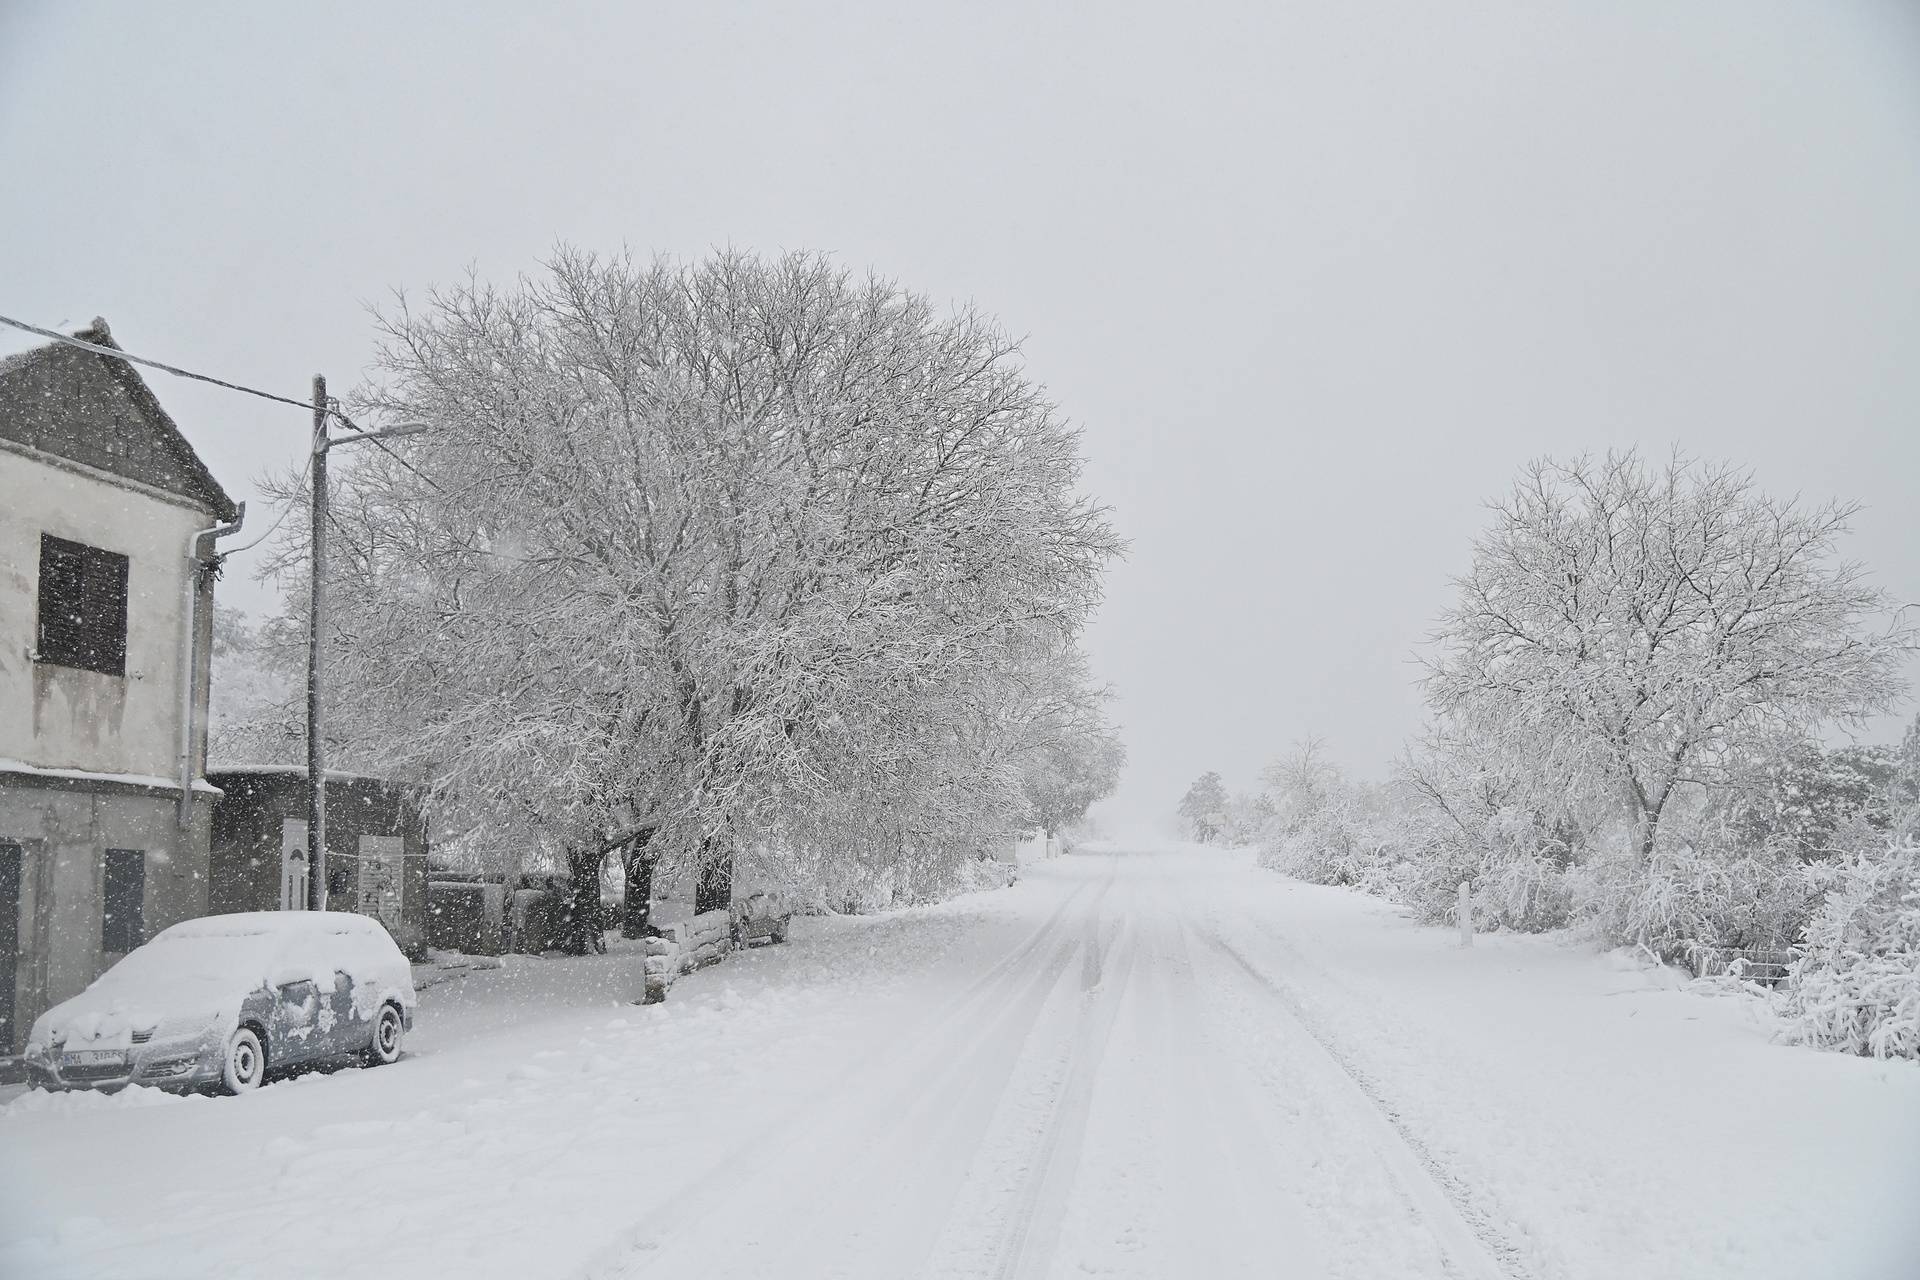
22 911 417 1095
729 890 793 947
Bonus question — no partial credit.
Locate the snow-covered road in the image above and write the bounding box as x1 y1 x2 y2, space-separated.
4 847 1916 1280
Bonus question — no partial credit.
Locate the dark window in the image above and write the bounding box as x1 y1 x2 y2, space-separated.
37 534 129 676
102 849 144 953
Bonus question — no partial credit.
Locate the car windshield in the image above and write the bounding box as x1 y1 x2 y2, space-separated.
92 934 273 999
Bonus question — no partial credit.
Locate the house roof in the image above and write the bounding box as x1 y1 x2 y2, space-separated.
0 318 238 520
206 764 398 786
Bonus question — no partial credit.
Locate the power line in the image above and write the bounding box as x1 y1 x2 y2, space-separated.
6 309 452 558
331 409 446 493
221 448 317 556
0 312 318 414
3 309 446 539
356 430 445 493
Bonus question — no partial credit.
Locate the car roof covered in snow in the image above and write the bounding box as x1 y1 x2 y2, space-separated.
156 910 392 941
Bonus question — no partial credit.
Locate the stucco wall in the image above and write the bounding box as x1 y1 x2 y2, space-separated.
0 781 212 1050
0 441 219 779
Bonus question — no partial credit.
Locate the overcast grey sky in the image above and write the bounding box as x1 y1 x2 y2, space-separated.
4 2 1917 826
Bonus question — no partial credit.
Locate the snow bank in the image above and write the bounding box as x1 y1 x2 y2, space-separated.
1233 852 1920 1279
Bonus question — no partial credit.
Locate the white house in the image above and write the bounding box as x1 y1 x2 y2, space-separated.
0 319 243 1052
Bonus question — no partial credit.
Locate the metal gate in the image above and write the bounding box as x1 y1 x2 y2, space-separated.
357 836 405 932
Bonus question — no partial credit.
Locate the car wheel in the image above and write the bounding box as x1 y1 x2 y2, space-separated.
363 1003 404 1067
772 919 790 944
222 1026 266 1094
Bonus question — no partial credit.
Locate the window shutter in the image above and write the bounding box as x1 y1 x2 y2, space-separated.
85 546 129 675
35 534 129 676
102 849 146 954
37 537 86 660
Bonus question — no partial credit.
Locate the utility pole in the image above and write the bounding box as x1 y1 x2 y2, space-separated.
301 388 425 915
306 374 328 911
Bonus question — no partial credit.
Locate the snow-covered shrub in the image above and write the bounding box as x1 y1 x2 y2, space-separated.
1217 791 1277 849
1780 838 1920 1059
1479 845 1577 932
1258 798 1386 886
946 857 1019 895
1567 830 1810 965
1057 820 1097 855
1255 742 1404 887
1393 739 1583 932
1393 821 1573 933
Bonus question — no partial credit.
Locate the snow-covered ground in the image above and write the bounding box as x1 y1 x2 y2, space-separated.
2 846 1915 1280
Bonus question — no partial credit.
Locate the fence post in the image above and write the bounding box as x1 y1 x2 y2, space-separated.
1458 880 1473 948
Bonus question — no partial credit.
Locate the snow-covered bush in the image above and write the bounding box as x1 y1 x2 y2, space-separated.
1391 734 1587 932
1256 743 1380 885
1216 791 1277 849
1780 838 1920 1059
1567 836 1807 964
1478 844 1576 932
1389 799 1577 933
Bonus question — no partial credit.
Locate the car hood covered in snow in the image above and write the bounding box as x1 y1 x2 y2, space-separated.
28 911 416 1051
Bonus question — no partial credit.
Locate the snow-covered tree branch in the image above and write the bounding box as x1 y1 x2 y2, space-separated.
1424 450 1914 865
252 248 1122 910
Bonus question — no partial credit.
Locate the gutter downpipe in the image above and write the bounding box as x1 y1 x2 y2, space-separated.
176 502 246 827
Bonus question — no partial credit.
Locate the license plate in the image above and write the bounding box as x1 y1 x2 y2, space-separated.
63 1049 125 1067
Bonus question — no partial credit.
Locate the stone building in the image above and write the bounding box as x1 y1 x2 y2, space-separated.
0 319 242 1051
206 768 430 955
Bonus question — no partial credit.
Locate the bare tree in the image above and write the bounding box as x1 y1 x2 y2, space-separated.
1425 451 1914 865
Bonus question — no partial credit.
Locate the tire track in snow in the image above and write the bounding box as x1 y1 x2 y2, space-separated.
1224 907 1545 1276
733 869 1123 1278
766 928 1090 1278
1148 902 1333 1278
576 866 1117 1279
1194 923 1527 1280
985 903 1140 1280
